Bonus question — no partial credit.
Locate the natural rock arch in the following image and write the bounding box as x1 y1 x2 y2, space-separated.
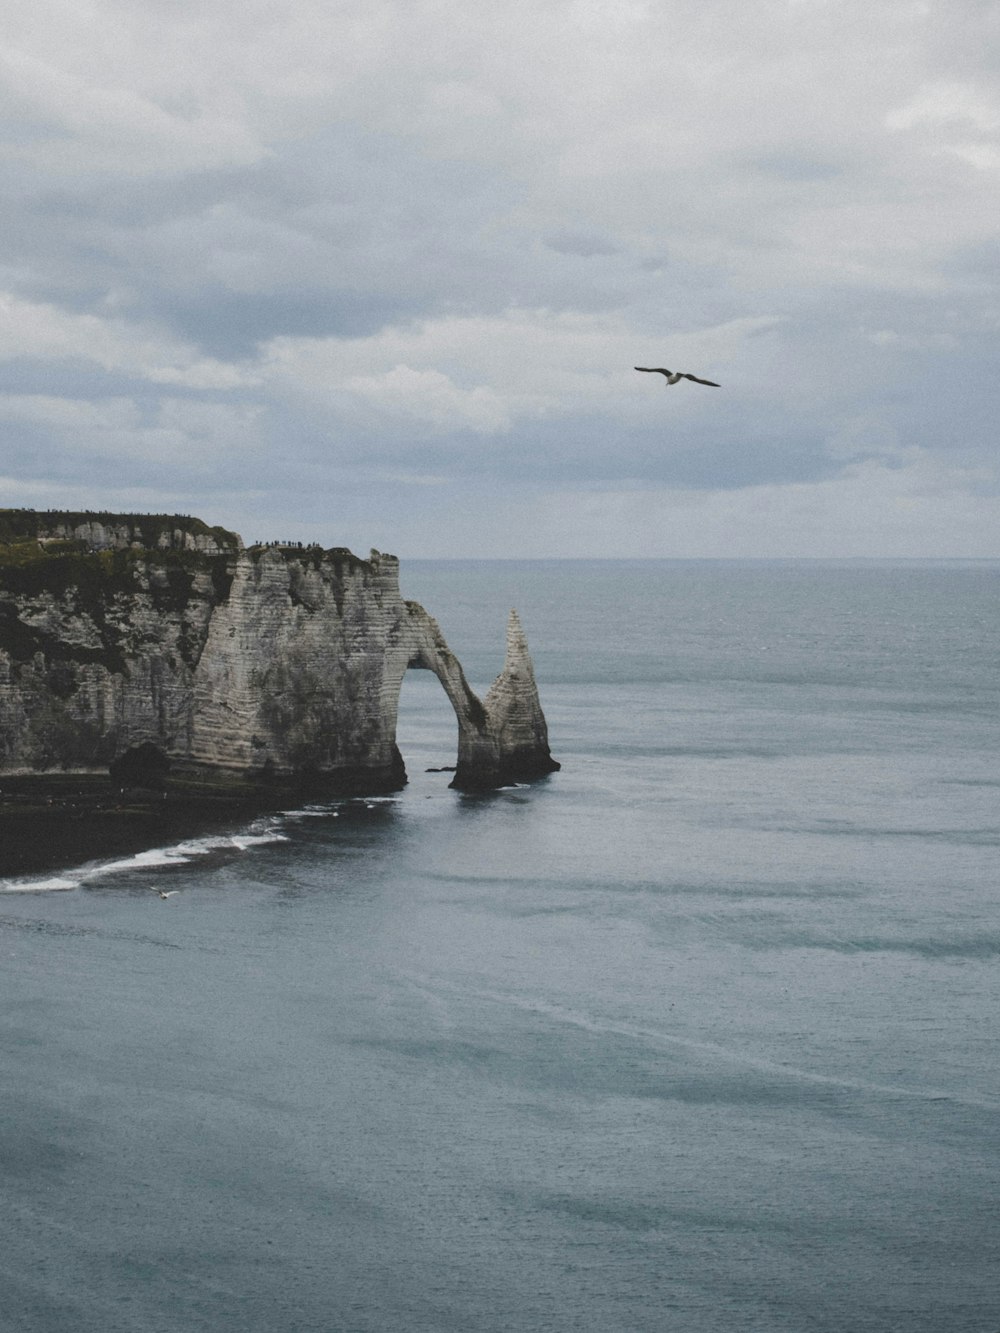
392 603 559 790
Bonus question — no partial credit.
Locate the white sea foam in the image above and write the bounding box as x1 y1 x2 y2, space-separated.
1 797 384 893
231 832 289 850
279 798 393 822
97 848 191 875
170 836 233 856
0 815 291 892
2 876 79 892
94 825 290 868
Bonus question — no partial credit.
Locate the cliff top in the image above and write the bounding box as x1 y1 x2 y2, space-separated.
0 511 391 583
0 509 241 555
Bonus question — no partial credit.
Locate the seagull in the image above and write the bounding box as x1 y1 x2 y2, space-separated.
635 367 720 387
157 889 178 899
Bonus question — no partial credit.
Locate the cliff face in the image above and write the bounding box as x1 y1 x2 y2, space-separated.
0 511 558 793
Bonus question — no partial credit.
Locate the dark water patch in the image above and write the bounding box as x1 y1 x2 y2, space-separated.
347 1033 856 1115
0 913 187 949
826 934 1000 961
529 1192 698 1235
748 931 1000 961
878 696 1000 717
429 870 620 891
347 1034 510 1074
523 1190 857 1239
778 821 1000 845
673 879 864 901
585 740 786 759
646 1071 851 1112
500 901 594 919
429 871 864 903
1 1273 95 1333
1 1124 81 1181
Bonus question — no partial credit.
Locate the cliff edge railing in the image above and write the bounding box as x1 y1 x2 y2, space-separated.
0 511 559 794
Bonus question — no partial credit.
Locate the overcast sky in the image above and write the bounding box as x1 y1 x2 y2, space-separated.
2 0 999 556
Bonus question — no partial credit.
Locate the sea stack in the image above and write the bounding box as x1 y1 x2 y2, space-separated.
464 609 560 789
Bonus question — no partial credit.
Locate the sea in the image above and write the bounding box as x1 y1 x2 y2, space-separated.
2 559 999 1333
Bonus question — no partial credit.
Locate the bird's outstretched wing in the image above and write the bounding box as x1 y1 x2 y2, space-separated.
635 366 720 385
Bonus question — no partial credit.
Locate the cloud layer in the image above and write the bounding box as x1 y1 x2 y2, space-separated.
2 0 999 555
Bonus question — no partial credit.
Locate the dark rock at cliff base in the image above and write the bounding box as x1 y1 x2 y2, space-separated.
110 742 171 791
0 777 251 877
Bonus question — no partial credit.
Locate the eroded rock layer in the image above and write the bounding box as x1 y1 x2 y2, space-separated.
0 511 558 793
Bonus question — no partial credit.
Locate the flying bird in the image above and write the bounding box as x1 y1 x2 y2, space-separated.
635 367 720 387
157 889 178 899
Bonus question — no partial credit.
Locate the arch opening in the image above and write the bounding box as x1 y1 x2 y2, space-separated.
394 665 460 780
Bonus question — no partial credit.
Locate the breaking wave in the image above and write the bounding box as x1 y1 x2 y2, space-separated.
0 796 399 894
0 817 291 893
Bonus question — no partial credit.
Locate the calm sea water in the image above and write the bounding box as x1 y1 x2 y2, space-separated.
2 560 999 1332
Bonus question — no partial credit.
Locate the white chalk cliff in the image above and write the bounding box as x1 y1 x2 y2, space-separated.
0 512 559 793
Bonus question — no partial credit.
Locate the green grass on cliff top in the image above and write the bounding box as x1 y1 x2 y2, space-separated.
0 509 240 550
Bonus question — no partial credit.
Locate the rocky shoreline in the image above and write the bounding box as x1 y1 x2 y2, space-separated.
0 767 411 878
1 510 560 878
0 776 279 878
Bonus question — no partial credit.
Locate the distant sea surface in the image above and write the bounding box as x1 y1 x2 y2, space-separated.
3 559 999 1332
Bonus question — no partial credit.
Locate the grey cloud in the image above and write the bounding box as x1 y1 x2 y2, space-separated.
0 359 164 402
161 289 423 359
942 235 1000 279
490 421 836 492
543 229 620 258
263 394 836 493
4 124 651 363
2 0 1000 555
749 154 843 182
